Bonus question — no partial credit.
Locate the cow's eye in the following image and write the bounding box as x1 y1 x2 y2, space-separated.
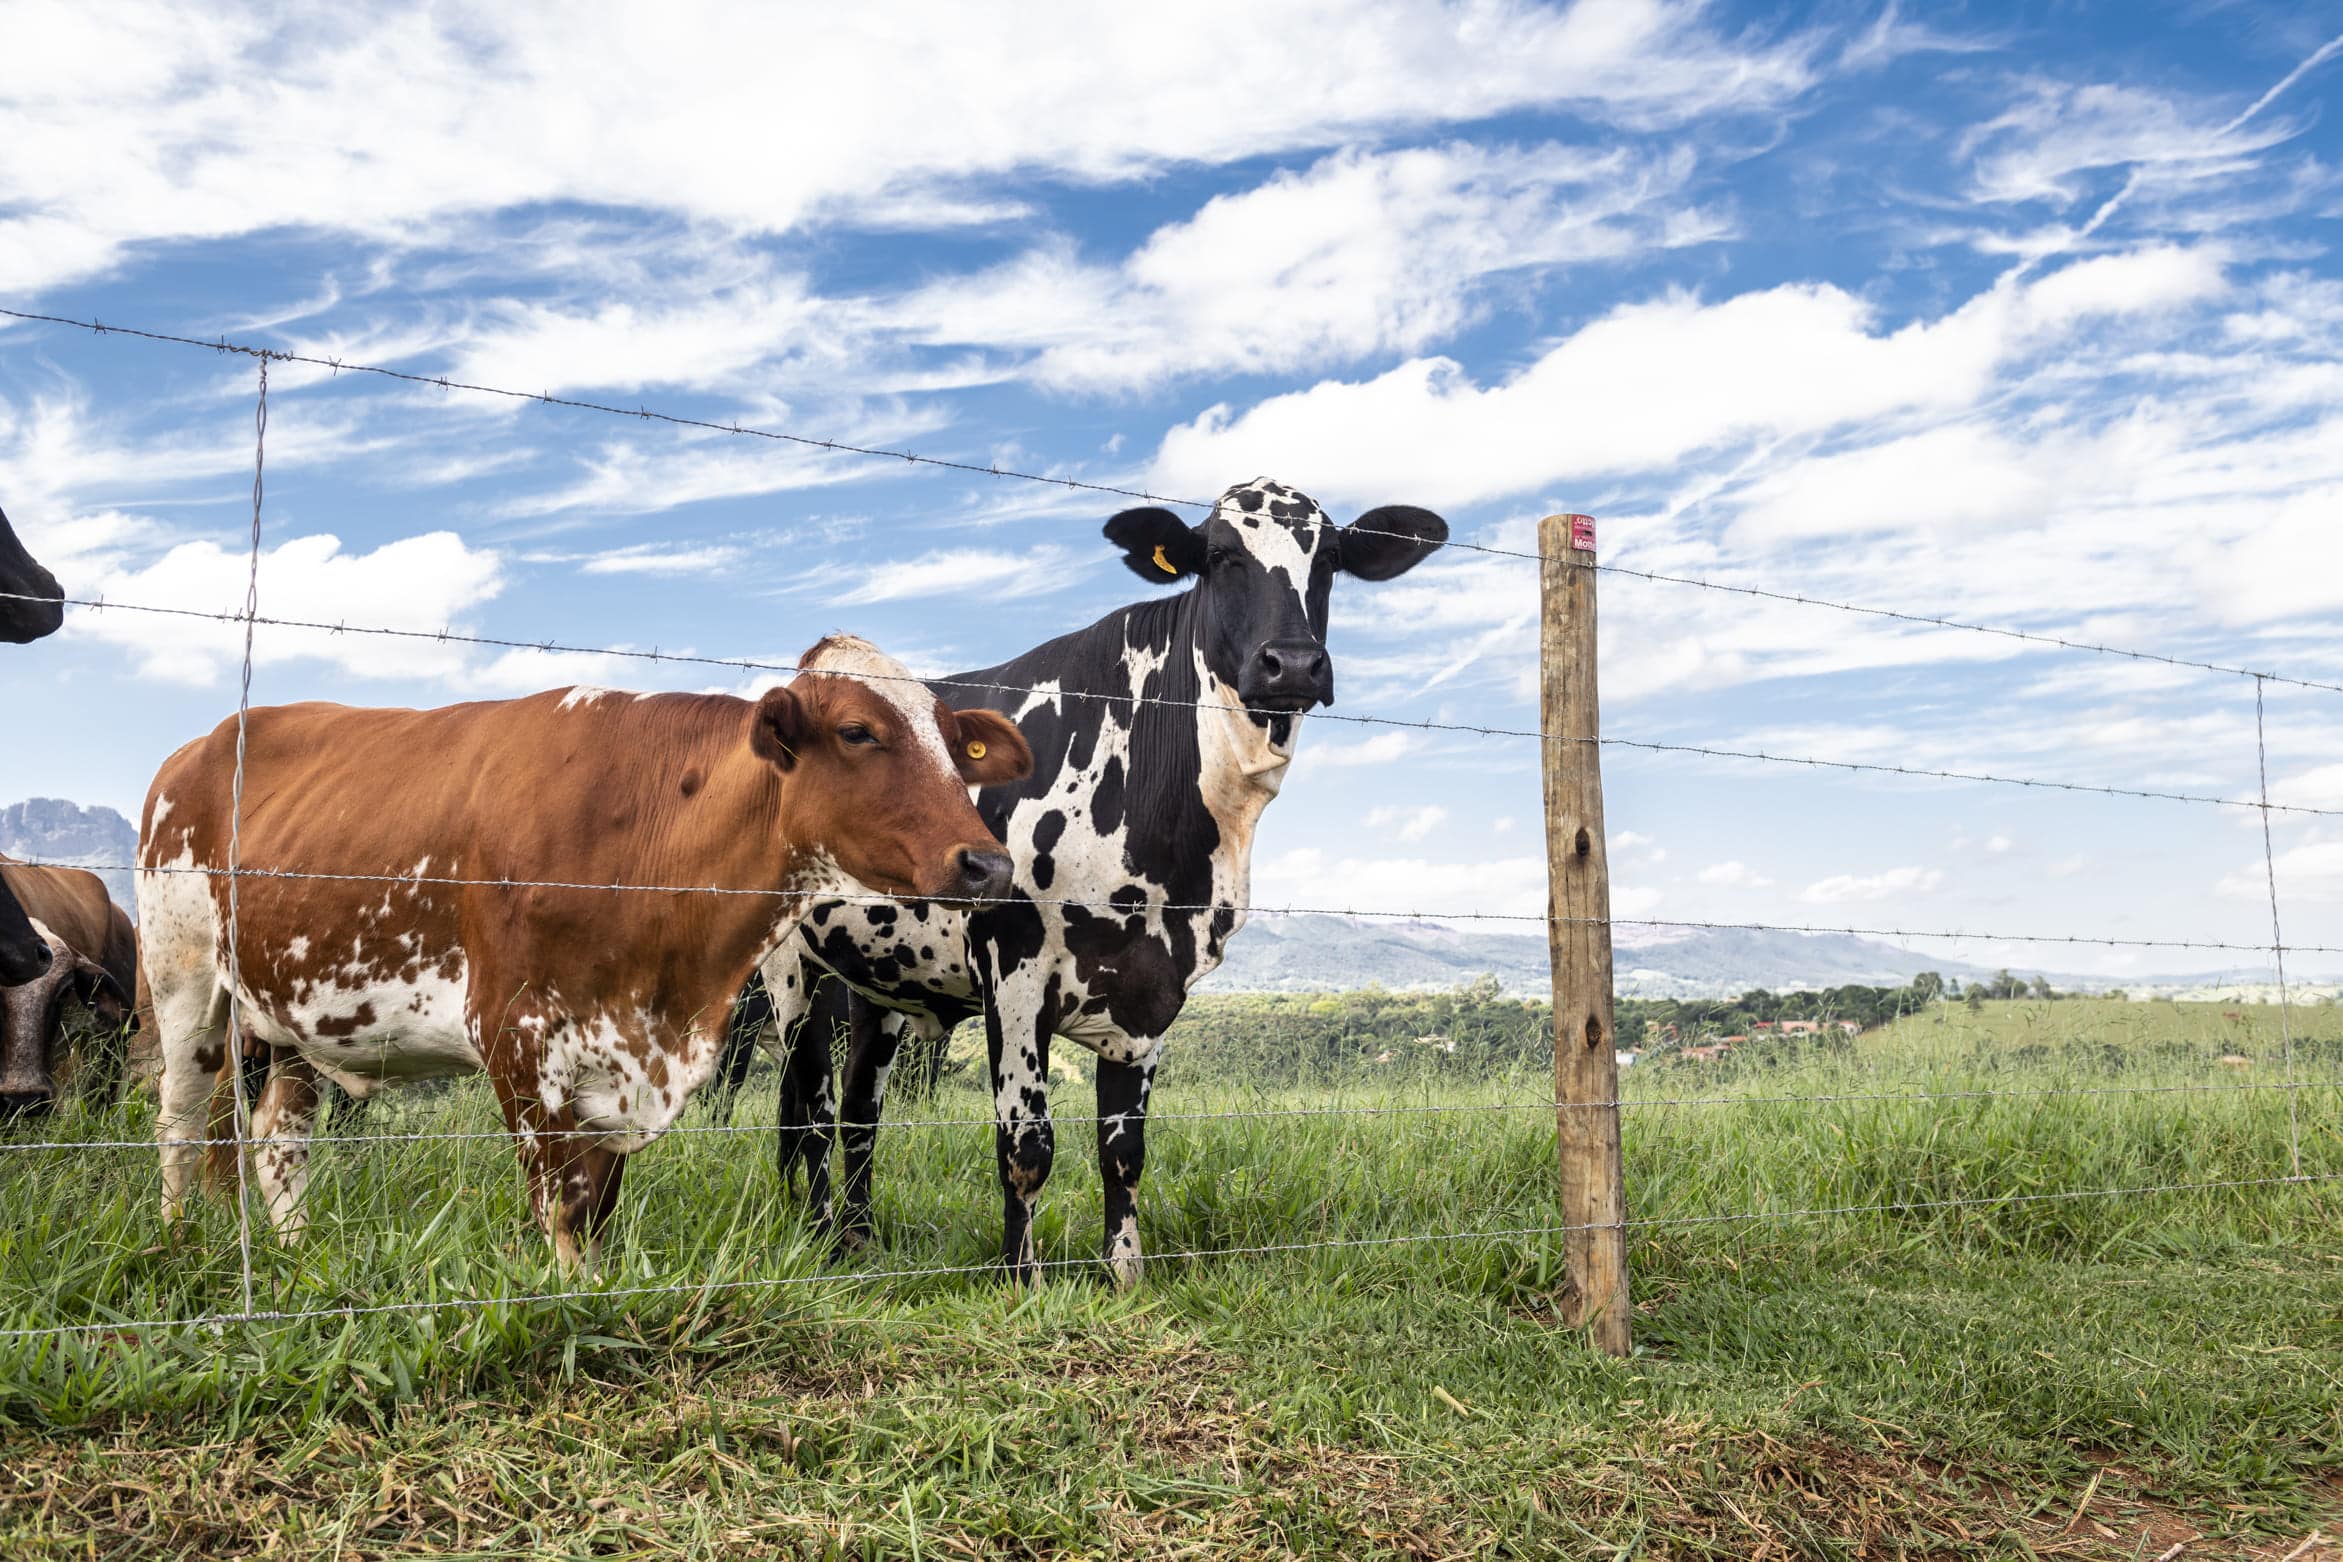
1207 545 1239 570
838 724 879 746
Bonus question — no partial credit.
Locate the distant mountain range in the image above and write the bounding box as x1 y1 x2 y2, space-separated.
1199 913 2320 1001
1 797 137 911
0 798 2322 1002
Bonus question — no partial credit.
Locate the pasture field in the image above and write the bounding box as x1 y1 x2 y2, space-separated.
0 995 2336 1558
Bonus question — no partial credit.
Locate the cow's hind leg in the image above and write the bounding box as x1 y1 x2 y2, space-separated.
1096 1050 1159 1288
153 982 231 1221
249 1049 322 1241
710 971 773 1123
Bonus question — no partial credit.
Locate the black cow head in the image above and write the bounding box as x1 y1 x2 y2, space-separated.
0 505 65 646
0 880 49 987
1103 478 1445 714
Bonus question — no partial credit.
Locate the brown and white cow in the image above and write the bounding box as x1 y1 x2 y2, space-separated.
138 635 1032 1267
0 856 139 1117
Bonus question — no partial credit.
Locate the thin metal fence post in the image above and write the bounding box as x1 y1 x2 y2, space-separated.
221 358 270 1316
2252 676 2303 1180
1540 513 1631 1356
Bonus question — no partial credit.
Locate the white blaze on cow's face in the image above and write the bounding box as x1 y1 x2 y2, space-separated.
774 636 1033 906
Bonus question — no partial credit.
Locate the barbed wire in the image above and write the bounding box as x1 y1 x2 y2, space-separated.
0 306 1498 565
1 1169 2329 1344
11 586 2337 817
22 855 2343 957
3 1074 2332 1158
8 304 2341 697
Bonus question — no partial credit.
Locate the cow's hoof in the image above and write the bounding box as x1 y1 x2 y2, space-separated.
1103 1216 1143 1288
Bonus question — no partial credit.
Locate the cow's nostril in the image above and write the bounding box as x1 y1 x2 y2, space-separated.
955 848 1014 902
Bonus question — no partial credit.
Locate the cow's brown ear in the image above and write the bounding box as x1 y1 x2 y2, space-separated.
950 709 1033 787
750 686 807 770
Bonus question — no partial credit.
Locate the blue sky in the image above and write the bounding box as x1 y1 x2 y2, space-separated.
4 0 2343 978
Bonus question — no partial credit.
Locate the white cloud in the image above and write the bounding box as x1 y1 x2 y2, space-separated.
574 543 747 577
889 141 1728 393
1254 845 1547 922
492 428 917 521
1961 80 2301 209
66 531 505 686
1150 245 2229 510
1800 865 1944 904
1697 859 1773 888
830 543 1086 607
1297 731 1420 769
0 0 1817 295
2218 837 2343 903
1366 803 1449 842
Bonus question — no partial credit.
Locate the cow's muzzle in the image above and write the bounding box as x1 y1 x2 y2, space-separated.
0 936 52 986
944 846 1015 906
1240 638 1331 713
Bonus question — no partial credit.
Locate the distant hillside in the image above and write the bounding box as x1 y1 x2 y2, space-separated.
1 797 138 912
1197 913 2311 1000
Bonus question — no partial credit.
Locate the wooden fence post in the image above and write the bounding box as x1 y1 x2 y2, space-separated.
1540 512 1631 1356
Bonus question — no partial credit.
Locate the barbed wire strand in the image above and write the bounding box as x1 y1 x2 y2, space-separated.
4 1074 2333 1157
219 360 267 1319
10 586 2335 820
7 304 2341 698
1 1169 2330 1344
0 306 1490 565
25 855 2343 957
2255 676 2305 1180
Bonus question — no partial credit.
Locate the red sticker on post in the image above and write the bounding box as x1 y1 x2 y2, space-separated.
1567 514 1597 553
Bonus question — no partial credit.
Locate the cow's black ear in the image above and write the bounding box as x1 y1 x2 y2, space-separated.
1338 505 1447 580
1103 507 1205 585
750 685 807 771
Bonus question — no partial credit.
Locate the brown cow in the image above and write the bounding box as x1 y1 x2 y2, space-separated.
140 635 1032 1267
0 856 139 1117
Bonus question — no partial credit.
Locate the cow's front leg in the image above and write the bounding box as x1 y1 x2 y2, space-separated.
1096 1047 1158 1287
832 1004 910 1250
984 972 1054 1282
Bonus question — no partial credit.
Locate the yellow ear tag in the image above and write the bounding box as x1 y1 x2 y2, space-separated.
1152 544 1177 575
965 740 988 761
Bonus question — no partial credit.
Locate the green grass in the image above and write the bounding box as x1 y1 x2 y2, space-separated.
0 997 2336 1558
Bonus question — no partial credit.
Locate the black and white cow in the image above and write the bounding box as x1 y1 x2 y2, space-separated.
0 504 65 987
727 477 1445 1282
